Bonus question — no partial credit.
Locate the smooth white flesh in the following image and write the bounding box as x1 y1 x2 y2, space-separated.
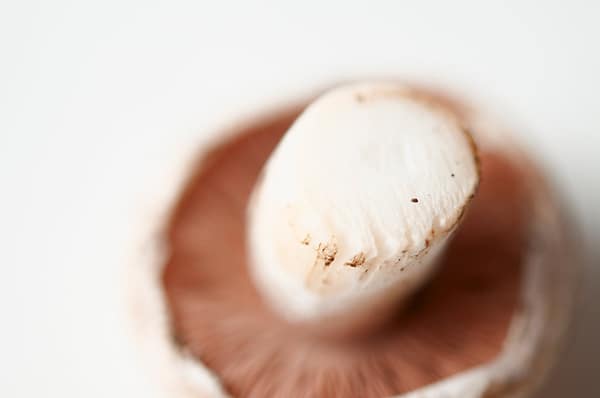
247 83 479 327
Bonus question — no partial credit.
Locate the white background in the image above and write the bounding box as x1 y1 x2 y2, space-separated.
1 1 598 397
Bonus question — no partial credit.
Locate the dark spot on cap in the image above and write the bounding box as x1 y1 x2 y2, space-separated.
451 173 455 177
411 198 419 203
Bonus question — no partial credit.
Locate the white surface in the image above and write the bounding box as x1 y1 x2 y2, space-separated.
249 82 478 323
0 1 598 397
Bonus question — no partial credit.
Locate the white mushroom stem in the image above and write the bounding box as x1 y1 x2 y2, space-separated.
247 82 480 334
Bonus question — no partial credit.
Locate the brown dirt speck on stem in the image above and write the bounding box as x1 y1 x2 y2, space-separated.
316 242 338 266
345 252 366 267
301 234 311 245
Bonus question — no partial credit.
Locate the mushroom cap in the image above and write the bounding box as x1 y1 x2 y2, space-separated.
129 84 578 398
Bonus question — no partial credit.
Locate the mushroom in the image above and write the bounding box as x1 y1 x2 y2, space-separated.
132 82 579 398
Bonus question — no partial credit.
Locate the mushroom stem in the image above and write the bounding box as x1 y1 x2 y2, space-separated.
247 82 480 335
